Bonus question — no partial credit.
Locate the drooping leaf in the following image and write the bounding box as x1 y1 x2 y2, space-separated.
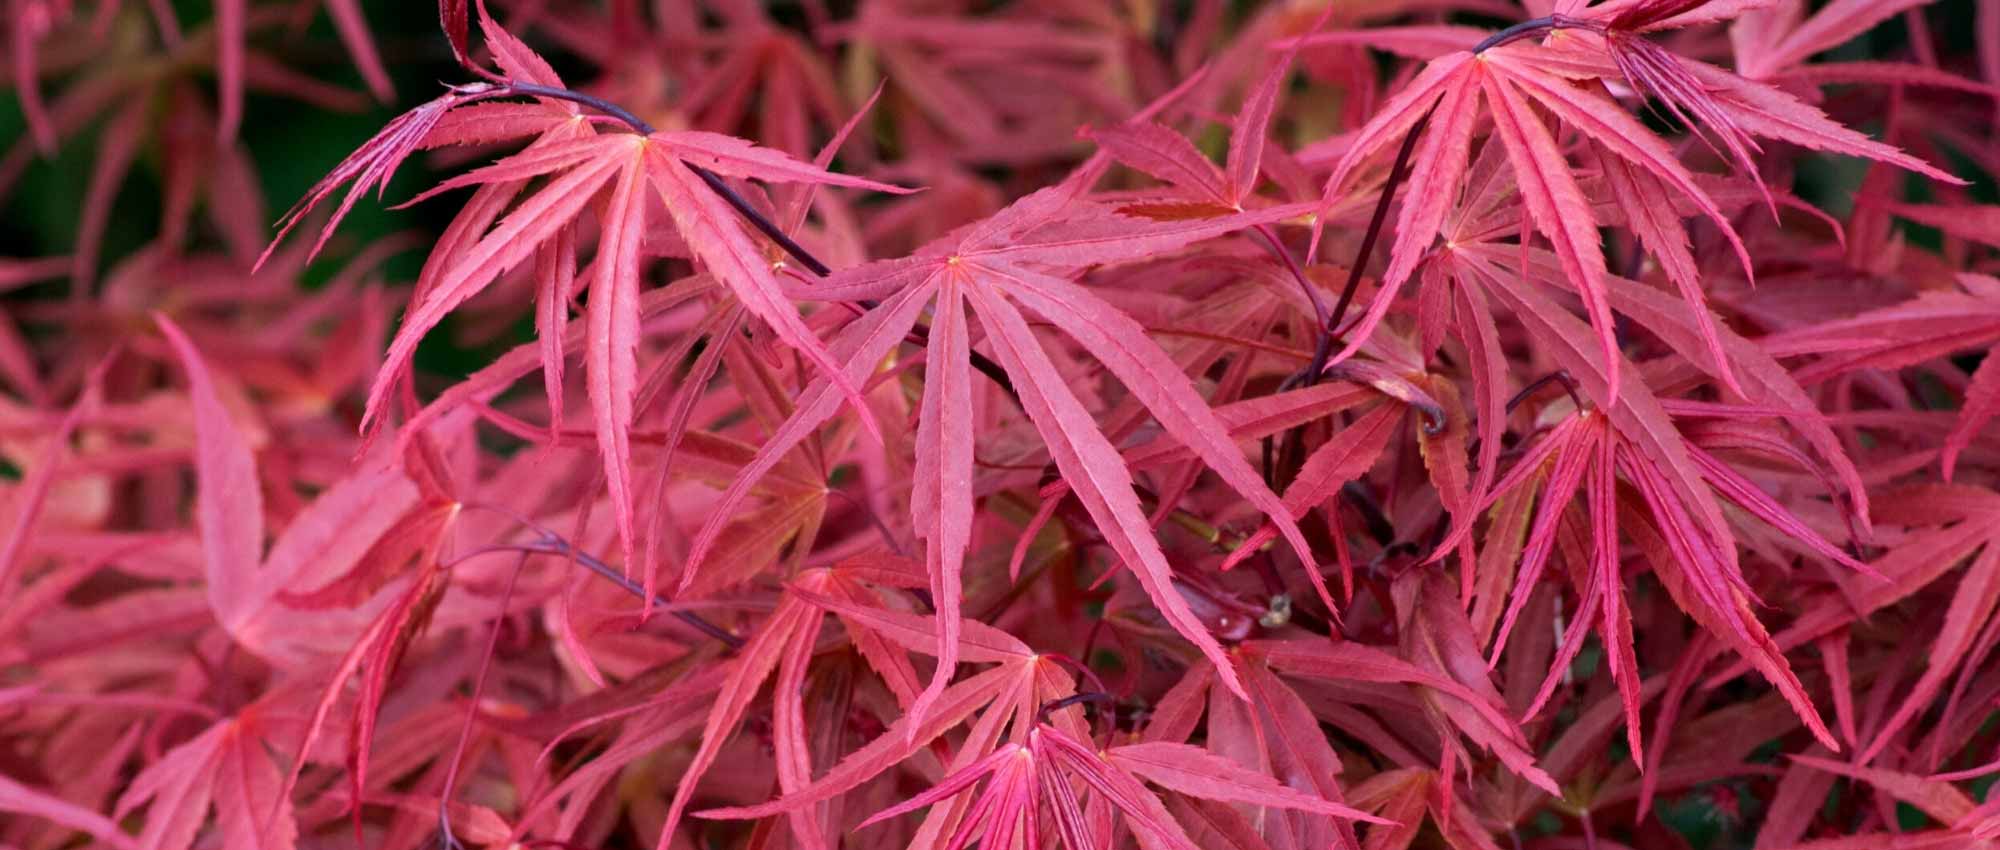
156 315 265 638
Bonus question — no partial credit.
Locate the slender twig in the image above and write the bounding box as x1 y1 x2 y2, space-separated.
1505 369 1584 415
1470 15 1580 55
1287 10 1588 399
505 81 655 133
517 536 746 650
1312 103 1439 385
1037 691 1116 726
1263 101 1439 488
456 503 746 650
1261 10 1588 488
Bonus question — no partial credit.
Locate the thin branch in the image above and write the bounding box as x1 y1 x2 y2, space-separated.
1264 103 1438 487
1470 15 1577 55
504 81 657 134
688 165 834 276
1279 11 1595 401
456 503 746 650
1037 691 1116 726
1505 369 1584 415
1312 102 1439 385
515 536 747 650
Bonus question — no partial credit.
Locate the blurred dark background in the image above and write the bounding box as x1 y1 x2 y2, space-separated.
0 0 470 280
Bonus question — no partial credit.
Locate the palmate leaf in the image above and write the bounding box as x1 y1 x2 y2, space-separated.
1325 4 1959 407
689 191 1317 711
1439 243 1866 754
1462 240 1876 543
1478 59 1622 405
700 604 1071 826
113 704 296 850
650 558 940 850
1324 47 1634 402
267 60 914 571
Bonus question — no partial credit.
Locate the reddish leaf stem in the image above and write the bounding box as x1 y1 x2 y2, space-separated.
1312 103 1439 385
1265 103 1439 487
435 549 529 850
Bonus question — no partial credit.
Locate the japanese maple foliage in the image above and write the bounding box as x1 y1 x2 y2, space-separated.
8 0 2000 848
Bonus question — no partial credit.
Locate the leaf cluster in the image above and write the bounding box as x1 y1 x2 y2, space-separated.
5 1 2000 849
